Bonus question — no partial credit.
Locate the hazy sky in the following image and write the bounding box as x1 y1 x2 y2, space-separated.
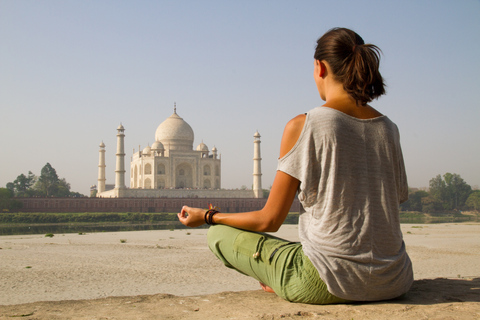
1 0 479 195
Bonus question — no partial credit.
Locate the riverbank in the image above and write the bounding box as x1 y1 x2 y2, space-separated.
1 211 478 236
1 223 479 319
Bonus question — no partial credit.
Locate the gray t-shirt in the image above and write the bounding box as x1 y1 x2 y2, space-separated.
277 106 413 301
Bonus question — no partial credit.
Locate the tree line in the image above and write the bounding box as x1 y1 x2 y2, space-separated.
401 173 480 214
5 163 84 198
2 166 479 215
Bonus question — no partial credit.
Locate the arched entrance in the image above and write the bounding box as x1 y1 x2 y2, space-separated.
144 178 152 189
175 163 193 188
203 179 211 189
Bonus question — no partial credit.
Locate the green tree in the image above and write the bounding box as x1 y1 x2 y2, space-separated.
428 173 472 211
0 188 22 212
0 187 13 200
7 164 84 198
443 173 472 210
56 178 71 197
466 190 480 211
400 189 429 212
427 175 448 212
429 175 446 202
12 171 36 196
6 182 14 192
35 163 60 196
421 196 444 213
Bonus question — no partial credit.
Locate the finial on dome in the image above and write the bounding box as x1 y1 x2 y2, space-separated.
174 102 177 114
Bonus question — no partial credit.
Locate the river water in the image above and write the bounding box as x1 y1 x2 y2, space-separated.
1 216 477 236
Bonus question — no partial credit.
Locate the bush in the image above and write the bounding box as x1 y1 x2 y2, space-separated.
0 212 179 224
0 188 23 212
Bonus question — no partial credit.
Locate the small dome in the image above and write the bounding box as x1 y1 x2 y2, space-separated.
254 131 260 138
117 124 125 130
196 142 209 152
142 145 151 155
99 141 105 148
212 146 217 152
151 141 164 151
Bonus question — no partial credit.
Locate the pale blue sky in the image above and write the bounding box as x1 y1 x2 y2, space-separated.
1 0 479 195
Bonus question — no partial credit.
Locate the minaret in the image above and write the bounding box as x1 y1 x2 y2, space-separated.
115 124 126 190
253 131 262 198
97 141 106 194
212 146 218 159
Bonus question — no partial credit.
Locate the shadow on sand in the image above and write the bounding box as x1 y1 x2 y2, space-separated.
399 277 480 304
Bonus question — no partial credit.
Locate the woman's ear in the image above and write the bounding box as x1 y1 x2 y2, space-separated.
314 59 327 78
319 61 327 78
314 60 323 79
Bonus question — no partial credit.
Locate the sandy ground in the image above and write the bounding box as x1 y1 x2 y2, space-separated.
0 223 479 319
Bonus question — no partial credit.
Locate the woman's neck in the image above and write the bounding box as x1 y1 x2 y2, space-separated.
319 68 382 119
323 95 383 119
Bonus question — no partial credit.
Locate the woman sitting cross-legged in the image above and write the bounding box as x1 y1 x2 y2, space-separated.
177 27 413 304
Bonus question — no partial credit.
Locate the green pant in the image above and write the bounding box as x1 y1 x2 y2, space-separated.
207 225 348 304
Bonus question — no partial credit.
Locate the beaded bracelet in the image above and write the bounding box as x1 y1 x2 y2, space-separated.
204 210 210 225
204 209 219 225
204 204 220 225
208 209 219 225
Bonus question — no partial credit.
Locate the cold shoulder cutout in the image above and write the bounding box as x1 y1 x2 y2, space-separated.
279 114 306 159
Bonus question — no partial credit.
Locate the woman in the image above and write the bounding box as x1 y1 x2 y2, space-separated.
178 27 413 304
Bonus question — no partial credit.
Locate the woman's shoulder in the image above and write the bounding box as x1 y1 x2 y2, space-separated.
286 113 306 128
279 114 307 158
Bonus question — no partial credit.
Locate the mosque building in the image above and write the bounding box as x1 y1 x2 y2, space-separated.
96 105 262 199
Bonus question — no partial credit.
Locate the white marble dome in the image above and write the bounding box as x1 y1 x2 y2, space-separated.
142 145 151 155
155 111 194 151
196 142 209 151
151 140 164 151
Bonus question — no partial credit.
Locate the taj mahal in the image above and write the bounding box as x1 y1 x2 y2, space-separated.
95 105 263 199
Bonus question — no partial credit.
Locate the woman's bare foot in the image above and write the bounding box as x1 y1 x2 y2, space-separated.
260 282 275 293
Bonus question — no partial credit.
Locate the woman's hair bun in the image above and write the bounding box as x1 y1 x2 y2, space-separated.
314 28 386 105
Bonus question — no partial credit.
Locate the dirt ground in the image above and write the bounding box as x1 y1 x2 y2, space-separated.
1 224 479 319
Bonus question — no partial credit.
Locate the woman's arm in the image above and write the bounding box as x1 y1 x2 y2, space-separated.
178 114 306 232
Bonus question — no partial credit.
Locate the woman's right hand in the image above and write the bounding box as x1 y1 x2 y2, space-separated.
177 205 206 228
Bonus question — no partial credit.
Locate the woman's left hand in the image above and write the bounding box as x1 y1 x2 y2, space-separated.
177 206 206 228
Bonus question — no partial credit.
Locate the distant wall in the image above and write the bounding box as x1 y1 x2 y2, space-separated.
17 197 300 214
97 188 255 199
